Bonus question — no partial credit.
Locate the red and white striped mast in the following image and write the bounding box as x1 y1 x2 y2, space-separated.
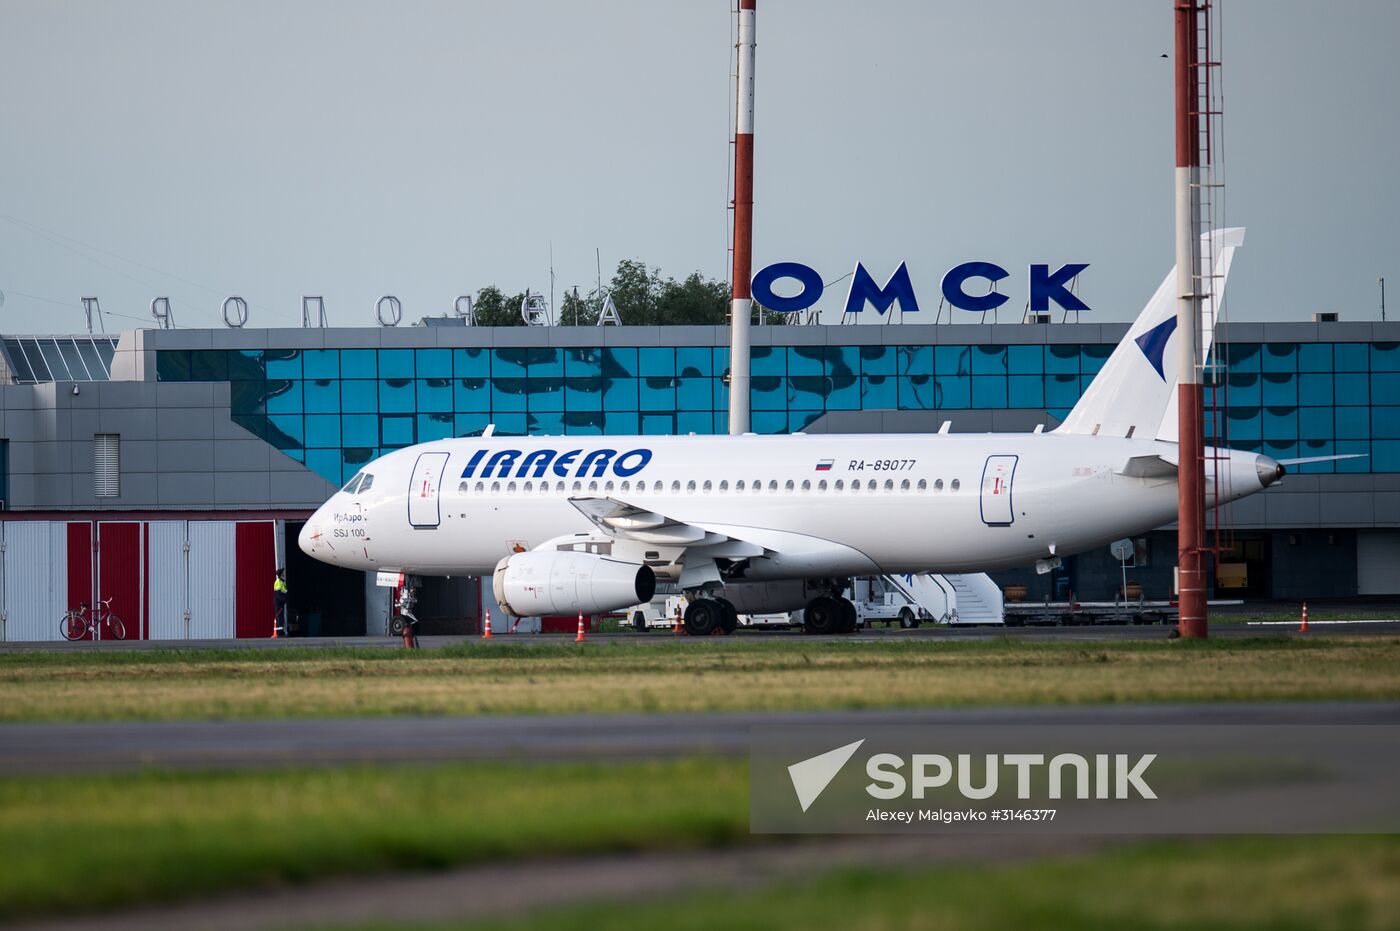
1175 0 1207 638
729 0 757 435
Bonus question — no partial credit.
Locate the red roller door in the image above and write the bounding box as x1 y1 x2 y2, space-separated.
66 522 94 639
235 521 276 638
97 522 143 641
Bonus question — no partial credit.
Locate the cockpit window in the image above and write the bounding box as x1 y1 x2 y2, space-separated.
358 473 374 493
341 473 363 493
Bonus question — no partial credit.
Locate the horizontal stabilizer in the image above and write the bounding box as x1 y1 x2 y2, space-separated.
1276 454 1368 466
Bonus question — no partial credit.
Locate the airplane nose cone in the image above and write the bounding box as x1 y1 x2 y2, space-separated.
298 516 321 556
1256 455 1285 488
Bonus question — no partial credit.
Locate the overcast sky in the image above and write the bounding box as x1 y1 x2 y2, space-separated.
1 0 1396 332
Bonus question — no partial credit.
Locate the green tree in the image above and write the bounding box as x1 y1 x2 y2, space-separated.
472 286 528 327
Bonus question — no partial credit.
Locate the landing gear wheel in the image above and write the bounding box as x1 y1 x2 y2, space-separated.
389 616 407 637
632 611 647 632
838 598 858 633
683 600 722 637
716 599 739 635
898 607 919 629
803 596 843 636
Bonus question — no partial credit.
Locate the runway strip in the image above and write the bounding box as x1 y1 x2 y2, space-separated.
4 703 1397 776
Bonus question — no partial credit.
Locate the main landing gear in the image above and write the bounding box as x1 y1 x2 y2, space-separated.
803 593 858 635
682 597 739 636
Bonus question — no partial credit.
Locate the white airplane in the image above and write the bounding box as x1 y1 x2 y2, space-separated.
299 228 1287 635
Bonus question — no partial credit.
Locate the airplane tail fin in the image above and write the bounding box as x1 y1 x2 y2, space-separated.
1056 228 1244 441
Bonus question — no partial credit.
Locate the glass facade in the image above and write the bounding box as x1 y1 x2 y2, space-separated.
156 341 1400 485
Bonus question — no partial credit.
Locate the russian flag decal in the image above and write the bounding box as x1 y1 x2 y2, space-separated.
815 459 834 471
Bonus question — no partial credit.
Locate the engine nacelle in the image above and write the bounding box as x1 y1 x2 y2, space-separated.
493 550 656 617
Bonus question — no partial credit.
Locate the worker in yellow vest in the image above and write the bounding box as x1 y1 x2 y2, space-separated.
273 568 289 637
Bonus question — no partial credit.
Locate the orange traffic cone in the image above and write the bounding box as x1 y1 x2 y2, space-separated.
1298 602 1309 633
482 609 494 639
575 612 587 642
271 620 278 639
672 608 684 635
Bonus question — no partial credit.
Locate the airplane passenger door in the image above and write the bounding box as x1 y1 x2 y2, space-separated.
408 452 451 529
979 455 1018 527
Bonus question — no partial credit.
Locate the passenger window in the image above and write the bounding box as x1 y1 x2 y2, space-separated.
475 481 485 494
801 479 811 491
572 480 583 493
687 480 697 493
523 482 533 493
457 481 469 494
719 480 729 492
934 479 943 491
884 479 894 491
901 479 910 491
736 480 745 491
507 481 517 494
768 480 778 492
672 480 681 493
491 481 501 493
605 481 615 493
588 480 599 492
703 480 712 492
951 479 961 491
784 480 795 492
621 481 631 493
835 479 844 491
818 479 828 491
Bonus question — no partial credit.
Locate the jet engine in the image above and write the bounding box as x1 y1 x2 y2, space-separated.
493 550 656 617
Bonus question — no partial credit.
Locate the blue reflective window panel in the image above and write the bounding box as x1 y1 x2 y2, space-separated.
1080 375 1096 396
712 377 730 412
788 346 824 376
753 410 787 434
791 411 824 433
1227 372 1262 406
640 376 676 409
304 449 340 484
1226 407 1262 441
751 376 786 411
639 347 675 377
1372 343 1400 372
529 349 563 377
230 414 265 440
455 413 491 437
826 375 859 410
862 376 896 409
266 379 302 414
491 378 527 412
454 348 490 378
679 411 713 434
1008 376 1044 408
267 414 303 449
565 377 604 411
157 351 191 381
1223 343 1260 373
972 345 1006 375
1080 344 1113 375
1337 440 1370 473
1045 374 1081 409
714 411 729 434
341 349 377 378
417 378 452 412
828 346 860 378
493 349 529 376
1299 407 1333 440
936 345 972 376
303 379 338 413
342 380 378 413
860 346 897 376
1045 344 1079 374
603 411 640 435
1373 373 1400 400
303 350 338 380
1336 407 1369 439
264 349 301 379
897 345 932 376
1298 343 1332 373
1292 440 1335 474
342 447 375 481
641 412 676 435
562 412 604 435
971 376 1007 408
528 411 565 436
343 414 378 447
189 350 228 381
898 376 934 410
489 413 527 436
676 377 711 411
604 378 639 411
1372 440 1400 472
1335 374 1369 405
282 449 306 463
789 375 827 409
676 347 712 377
935 375 970 409
454 377 490 412
751 346 783 377
1261 373 1297 406
712 347 730 378
416 348 452 378
1373 407 1400 439
229 380 267 416
1298 374 1333 406
229 350 264 380
526 378 564 411
1263 406 1298 441
1007 345 1043 375
564 348 603 377
379 349 414 379
304 414 341 447
1334 343 1369 372
1261 343 1297 373
380 414 414 447
604 347 638 378
1263 440 1299 464
379 379 415 413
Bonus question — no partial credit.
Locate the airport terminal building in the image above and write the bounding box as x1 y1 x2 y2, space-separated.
1 318 1397 639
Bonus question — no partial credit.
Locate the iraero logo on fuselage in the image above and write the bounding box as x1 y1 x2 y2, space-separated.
461 447 653 480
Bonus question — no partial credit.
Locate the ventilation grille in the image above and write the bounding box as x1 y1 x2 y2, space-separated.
94 434 120 497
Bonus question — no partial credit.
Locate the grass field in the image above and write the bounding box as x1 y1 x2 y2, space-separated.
1 636 1397 722
447 835 1400 931
0 758 748 921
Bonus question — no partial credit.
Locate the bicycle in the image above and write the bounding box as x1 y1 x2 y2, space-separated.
60 597 126 641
